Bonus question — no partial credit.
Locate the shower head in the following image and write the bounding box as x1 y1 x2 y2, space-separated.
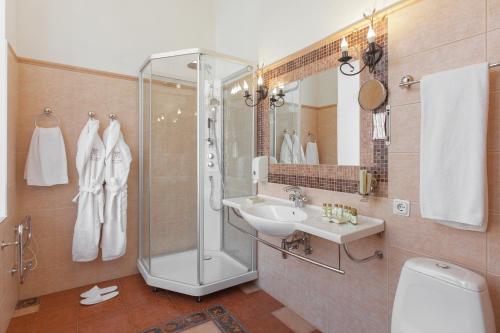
209 97 220 107
187 60 213 73
187 60 198 70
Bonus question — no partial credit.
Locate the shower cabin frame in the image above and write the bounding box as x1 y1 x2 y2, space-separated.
137 48 258 297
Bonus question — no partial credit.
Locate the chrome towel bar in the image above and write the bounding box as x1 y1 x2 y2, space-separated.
399 63 500 88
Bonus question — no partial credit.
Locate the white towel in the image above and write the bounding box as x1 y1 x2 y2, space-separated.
420 62 489 231
279 133 293 163
24 127 68 186
306 142 319 165
291 134 305 164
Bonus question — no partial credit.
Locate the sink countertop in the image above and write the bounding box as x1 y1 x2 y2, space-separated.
223 195 385 244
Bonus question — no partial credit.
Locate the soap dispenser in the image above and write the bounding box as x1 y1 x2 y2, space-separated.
252 156 268 184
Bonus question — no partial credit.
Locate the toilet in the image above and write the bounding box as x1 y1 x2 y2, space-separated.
391 257 496 333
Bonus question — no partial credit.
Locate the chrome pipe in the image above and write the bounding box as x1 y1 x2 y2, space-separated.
342 242 383 263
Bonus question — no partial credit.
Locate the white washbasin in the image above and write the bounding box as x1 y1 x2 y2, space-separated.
223 195 385 244
239 204 307 238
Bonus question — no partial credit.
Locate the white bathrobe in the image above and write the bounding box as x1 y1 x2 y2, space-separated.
101 120 132 261
279 133 293 163
291 134 305 164
72 119 105 262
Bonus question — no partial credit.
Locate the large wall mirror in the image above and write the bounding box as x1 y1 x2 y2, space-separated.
257 20 389 196
269 64 362 167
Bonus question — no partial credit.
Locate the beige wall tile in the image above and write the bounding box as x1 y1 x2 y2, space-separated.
488 152 500 214
487 214 500 274
16 62 140 300
389 0 486 60
488 0 500 31
489 91 500 152
388 153 419 201
385 203 487 271
389 103 420 153
389 34 486 107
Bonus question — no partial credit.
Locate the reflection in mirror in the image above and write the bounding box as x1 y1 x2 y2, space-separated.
269 64 361 166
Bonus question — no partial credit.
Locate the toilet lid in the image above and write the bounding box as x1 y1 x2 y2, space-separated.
404 258 486 292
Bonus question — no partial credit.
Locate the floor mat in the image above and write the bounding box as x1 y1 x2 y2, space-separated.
138 304 250 333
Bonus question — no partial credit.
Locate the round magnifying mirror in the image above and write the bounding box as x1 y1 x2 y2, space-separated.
358 79 387 111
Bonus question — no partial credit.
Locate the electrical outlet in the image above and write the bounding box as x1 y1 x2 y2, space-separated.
393 199 410 217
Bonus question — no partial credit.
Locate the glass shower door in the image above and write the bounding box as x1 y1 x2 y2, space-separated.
147 54 200 285
198 54 256 285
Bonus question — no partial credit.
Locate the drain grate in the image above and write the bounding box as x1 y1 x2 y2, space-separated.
13 297 40 318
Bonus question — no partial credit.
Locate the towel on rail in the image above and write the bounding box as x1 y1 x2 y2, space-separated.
24 127 68 186
420 62 489 231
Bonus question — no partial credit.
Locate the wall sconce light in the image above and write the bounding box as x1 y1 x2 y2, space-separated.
269 87 285 108
242 64 268 107
338 9 383 76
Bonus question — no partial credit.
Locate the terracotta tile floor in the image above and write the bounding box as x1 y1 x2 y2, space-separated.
6 274 320 333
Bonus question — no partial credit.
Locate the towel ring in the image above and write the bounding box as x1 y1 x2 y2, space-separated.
88 111 96 119
109 113 117 121
34 107 60 128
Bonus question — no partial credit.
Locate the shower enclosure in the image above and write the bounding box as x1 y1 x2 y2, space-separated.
138 49 257 298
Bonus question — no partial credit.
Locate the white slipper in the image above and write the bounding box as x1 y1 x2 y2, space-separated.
80 291 119 305
80 285 118 299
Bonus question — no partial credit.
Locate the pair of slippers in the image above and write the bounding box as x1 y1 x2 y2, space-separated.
79 285 119 305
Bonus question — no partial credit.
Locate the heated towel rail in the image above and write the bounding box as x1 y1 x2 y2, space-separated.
1 216 33 283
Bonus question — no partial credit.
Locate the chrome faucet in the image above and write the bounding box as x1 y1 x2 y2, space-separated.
283 185 307 208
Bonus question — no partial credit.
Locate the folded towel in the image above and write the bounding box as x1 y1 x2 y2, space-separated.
306 142 319 165
24 127 68 186
420 62 489 231
373 112 386 140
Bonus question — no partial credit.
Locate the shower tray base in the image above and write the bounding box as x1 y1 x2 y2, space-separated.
137 249 257 297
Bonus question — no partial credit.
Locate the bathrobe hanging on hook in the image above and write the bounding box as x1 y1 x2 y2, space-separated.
101 119 132 261
72 119 105 262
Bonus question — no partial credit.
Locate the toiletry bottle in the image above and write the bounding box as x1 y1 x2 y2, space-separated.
327 203 333 218
323 203 328 217
345 207 352 221
332 204 338 217
351 208 358 225
339 205 345 219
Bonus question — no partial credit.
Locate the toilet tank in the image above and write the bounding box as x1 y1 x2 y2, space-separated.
391 257 495 333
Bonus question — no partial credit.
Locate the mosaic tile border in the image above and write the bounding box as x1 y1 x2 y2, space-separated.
138 305 250 333
257 20 389 196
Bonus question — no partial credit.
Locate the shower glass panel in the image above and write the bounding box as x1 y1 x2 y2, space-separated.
198 54 255 285
140 61 152 272
138 49 257 297
148 54 198 285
